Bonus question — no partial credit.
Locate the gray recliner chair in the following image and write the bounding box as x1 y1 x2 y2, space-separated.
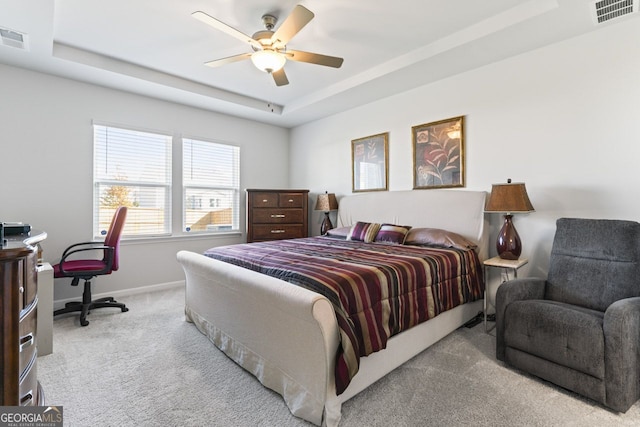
496 217 640 412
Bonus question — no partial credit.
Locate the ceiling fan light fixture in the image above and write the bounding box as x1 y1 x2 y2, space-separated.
251 49 286 73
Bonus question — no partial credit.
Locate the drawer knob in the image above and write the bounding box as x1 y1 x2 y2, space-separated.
288 199 294 203
262 199 268 203
20 390 33 406
19 286 24 294
270 214 286 218
270 230 285 234
20 333 34 352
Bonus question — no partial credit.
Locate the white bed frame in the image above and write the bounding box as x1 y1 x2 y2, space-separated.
177 189 488 426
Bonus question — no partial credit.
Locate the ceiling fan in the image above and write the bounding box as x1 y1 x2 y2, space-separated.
192 4 344 86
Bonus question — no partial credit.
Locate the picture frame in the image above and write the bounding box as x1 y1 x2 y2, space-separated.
351 132 389 192
412 116 465 189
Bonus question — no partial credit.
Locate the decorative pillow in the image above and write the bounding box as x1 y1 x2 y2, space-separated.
346 221 381 243
374 224 412 244
325 226 351 239
404 227 477 250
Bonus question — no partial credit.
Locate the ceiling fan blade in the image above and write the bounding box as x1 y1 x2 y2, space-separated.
272 68 289 86
286 50 344 68
204 53 252 68
271 5 314 46
192 11 262 50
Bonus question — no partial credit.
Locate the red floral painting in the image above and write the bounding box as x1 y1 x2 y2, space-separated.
412 116 464 189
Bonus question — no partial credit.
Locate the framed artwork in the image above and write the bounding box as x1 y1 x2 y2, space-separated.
412 116 465 189
351 132 389 192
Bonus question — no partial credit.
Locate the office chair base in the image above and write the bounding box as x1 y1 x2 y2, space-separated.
53 281 128 326
54 300 129 326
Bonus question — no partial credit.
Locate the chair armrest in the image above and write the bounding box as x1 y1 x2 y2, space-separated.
58 244 114 276
495 278 546 361
60 241 102 258
603 297 640 412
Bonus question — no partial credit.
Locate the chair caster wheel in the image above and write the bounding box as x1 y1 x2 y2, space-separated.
80 319 89 326
122 307 129 312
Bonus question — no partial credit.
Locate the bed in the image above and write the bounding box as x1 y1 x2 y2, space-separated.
177 189 488 426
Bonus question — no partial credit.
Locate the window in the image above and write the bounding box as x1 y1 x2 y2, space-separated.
93 125 241 239
93 124 172 237
183 138 240 233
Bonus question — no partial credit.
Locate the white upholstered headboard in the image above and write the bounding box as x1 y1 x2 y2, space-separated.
336 189 489 261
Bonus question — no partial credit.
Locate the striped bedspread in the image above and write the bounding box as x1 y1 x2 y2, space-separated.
204 237 484 395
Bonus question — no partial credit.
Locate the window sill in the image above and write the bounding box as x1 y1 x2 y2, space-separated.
120 231 243 246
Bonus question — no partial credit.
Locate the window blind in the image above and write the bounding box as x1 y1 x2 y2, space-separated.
93 124 172 237
183 138 240 233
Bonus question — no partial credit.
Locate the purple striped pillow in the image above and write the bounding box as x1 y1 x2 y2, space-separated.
346 222 381 243
374 223 412 244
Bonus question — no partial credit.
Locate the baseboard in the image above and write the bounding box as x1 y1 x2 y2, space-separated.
53 280 185 310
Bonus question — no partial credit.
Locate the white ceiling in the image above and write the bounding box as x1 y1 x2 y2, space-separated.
0 0 637 128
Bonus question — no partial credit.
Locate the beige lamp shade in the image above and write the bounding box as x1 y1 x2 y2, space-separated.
315 192 338 212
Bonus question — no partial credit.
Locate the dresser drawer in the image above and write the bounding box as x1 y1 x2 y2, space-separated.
16 254 38 312
16 259 25 312
252 208 304 224
19 302 37 375
19 352 38 406
24 252 38 309
252 225 306 240
278 193 305 208
250 192 279 208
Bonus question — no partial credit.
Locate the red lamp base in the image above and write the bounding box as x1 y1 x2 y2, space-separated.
320 212 333 236
497 214 522 260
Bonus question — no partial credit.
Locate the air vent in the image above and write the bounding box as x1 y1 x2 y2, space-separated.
592 0 638 24
0 27 28 50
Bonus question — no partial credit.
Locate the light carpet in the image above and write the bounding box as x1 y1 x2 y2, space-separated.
38 287 640 426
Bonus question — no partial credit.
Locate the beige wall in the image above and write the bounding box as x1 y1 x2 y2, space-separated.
2 17 639 303
289 18 640 296
0 64 290 301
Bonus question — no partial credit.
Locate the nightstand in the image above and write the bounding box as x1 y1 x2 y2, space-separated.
483 256 529 332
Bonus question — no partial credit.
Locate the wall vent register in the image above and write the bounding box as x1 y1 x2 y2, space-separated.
0 27 28 50
591 0 638 24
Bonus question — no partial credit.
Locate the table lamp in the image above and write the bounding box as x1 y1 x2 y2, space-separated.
314 191 338 235
484 179 534 260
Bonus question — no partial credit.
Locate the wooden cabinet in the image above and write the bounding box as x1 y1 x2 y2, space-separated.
246 189 309 243
1 231 46 406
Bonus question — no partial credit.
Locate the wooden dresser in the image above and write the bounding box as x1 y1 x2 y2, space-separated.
0 230 46 406
246 189 309 243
